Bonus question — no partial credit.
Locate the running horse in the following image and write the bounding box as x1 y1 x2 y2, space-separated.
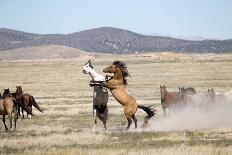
160 85 181 116
16 86 43 119
178 86 196 105
100 61 155 130
83 60 109 130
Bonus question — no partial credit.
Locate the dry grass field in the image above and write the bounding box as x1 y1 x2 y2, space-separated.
0 52 232 155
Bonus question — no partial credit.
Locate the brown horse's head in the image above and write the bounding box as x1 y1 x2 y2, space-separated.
160 85 167 102
178 87 185 98
103 61 130 85
208 88 215 99
16 86 23 95
2 88 12 99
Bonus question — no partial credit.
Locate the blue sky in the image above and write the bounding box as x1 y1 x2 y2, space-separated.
0 0 232 39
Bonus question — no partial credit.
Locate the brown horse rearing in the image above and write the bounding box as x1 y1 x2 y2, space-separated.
102 61 155 130
16 86 43 119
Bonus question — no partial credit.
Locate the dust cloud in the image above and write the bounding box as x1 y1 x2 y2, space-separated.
146 90 232 131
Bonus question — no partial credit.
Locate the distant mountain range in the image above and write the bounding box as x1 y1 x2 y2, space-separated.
0 27 232 53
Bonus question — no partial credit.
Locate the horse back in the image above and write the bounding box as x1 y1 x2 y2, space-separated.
2 98 14 114
164 92 180 105
184 87 196 95
21 94 31 106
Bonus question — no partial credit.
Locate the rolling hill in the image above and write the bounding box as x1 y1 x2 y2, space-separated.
0 27 232 53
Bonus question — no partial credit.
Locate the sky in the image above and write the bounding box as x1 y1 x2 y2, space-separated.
0 0 232 40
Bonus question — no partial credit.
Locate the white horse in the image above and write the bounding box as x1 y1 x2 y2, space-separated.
83 60 109 130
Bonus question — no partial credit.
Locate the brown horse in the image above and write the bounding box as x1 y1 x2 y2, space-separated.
207 88 216 104
101 61 155 130
16 86 43 119
178 87 196 105
160 85 181 116
0 89 18 131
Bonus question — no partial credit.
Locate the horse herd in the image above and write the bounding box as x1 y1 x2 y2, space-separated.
0 86 43 131
83 60 232 131
159 85 223 116
0 60 230 132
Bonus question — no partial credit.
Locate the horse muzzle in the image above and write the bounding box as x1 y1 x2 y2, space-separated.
82 70 88 74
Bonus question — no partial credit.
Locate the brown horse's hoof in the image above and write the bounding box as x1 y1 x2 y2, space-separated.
141 123 149 128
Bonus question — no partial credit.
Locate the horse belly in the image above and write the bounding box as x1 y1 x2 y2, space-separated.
110 89 129 106
93 87 109 106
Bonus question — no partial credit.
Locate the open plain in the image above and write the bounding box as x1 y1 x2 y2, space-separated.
0 50 232 155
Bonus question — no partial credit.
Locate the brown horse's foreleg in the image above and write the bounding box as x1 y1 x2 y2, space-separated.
8 114 12 132
132 114 137 128
2 115 8 131
14 116 17 131
102 82 117 90
17 103 21 117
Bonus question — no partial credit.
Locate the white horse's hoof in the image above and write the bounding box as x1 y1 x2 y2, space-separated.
28 115 32 119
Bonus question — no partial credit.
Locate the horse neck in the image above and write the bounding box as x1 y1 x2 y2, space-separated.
16 90 23 95
113 69 123 80
2 93 12 99
163 89 171 100
89 69 102 81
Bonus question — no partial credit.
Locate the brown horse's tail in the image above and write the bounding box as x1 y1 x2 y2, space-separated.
137 105 156 123
30 96 43 112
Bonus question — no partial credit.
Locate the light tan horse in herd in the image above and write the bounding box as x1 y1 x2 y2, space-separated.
100 61 155 130
0 89 18 131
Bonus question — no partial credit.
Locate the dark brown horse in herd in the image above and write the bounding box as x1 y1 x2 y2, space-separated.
0 86 43 131
15 86 43 119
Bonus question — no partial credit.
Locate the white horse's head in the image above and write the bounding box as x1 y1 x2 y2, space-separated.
83 60 105 81
83 60 94 74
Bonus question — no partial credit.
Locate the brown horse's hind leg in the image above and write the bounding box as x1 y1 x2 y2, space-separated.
14 117 17 131
2 115 8 131
163 107 166 116
126 116 132 130
132 114 137 128
27 106 32 119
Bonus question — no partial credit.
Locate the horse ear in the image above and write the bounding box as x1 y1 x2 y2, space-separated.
88 60 94 69
160 85 162 88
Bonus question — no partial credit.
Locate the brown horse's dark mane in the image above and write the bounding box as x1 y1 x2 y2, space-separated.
113 61 130 85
